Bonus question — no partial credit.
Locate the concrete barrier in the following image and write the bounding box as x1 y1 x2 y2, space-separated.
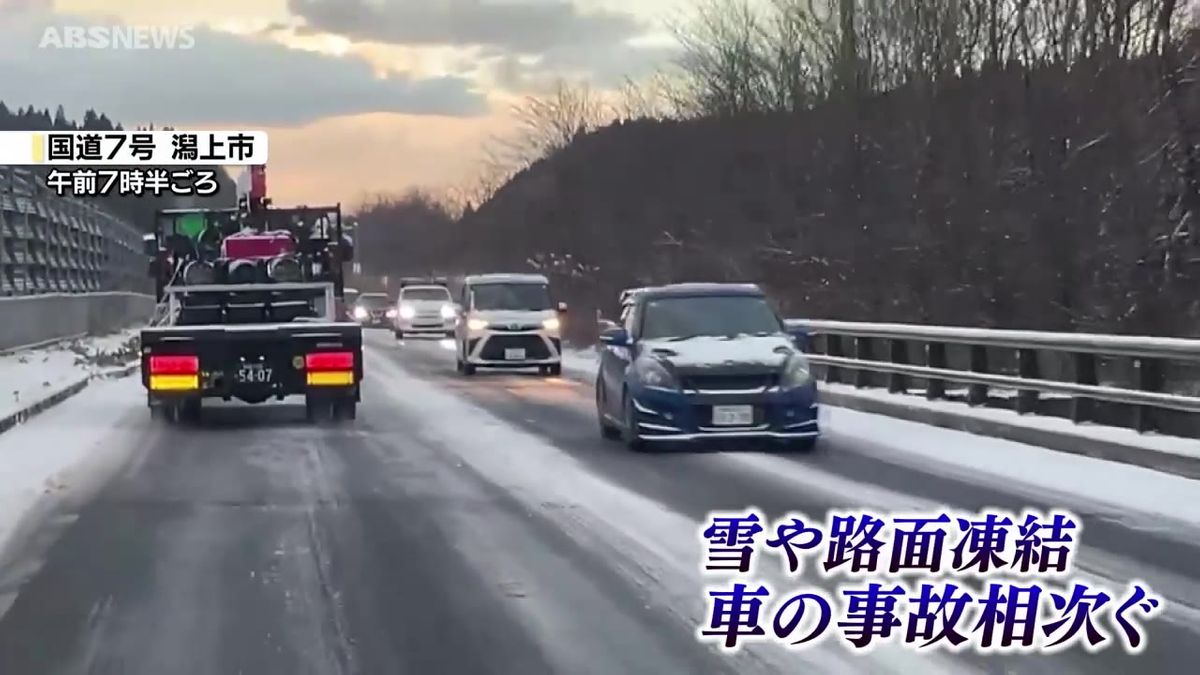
0 293 154 352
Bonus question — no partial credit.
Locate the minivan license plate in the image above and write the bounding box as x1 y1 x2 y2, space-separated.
504 348 526 361
712 405 753 426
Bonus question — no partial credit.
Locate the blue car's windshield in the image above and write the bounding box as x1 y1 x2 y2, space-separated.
639 295 784 340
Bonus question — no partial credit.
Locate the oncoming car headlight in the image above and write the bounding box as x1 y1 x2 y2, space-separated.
780 354 814 389
398 304 415 319
467 317 488 331
542 316 560 331
440 304 456 319
353 305 368 320
635 358 678 390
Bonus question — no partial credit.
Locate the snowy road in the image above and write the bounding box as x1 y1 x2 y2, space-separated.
0 330 1198 674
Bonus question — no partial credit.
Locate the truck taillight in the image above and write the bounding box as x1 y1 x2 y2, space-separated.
306 351 353 370
148 354 200 391
149 355 199 374
305 350 355 386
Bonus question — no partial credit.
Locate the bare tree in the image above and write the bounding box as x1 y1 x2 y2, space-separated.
669 0 776 115
493 79 609 169
611 74 684 121
457 79 612 206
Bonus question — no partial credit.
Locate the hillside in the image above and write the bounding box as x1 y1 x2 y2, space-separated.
453 55 1200 336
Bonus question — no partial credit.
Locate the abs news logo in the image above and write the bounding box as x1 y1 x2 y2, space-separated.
38 25 196 50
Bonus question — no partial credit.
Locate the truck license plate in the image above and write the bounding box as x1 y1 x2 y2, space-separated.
504 348 526 361
712 405 753 426
236 363 273 384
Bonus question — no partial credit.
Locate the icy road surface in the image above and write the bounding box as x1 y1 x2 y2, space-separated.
0 331 1197 674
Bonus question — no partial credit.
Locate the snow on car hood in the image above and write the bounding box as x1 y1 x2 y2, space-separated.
640 334 797 369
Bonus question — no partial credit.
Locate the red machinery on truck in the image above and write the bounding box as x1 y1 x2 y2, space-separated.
139 166 363 423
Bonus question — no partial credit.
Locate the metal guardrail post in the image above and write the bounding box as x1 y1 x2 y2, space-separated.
1070 352 1097 423
967 345 988 406
1016 348 1040 414
887 338 908 393
825 334 844 384
925 342 946 400
1134 357 1163 432
854 337 873 388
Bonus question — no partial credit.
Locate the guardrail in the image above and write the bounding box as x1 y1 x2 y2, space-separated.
786 319 1200 439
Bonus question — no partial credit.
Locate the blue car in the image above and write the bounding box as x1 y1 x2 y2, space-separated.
595 283 820 452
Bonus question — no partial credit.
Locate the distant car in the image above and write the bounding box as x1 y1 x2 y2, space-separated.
595 283 818 452
351 292 393 328
454 273 566 376
394 283 456 339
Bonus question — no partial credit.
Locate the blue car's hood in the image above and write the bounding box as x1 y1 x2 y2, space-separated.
640 334 797 370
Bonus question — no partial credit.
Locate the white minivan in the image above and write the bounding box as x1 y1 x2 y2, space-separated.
455 273 566 376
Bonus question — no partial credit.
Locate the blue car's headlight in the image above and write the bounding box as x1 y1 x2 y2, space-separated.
779 354 814 389
635 358 679 390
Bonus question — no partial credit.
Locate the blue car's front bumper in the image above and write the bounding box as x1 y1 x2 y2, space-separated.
627 381 820 442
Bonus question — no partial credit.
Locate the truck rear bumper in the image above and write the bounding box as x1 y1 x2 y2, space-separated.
148 382 359 404
141 323 364 405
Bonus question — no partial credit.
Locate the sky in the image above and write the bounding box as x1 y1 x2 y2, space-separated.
0 0 690 207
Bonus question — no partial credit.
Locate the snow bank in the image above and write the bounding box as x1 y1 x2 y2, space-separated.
0 377 144 570
823 383 1200 462
561 347 600 381
0 329 141 423
824 402 1200 526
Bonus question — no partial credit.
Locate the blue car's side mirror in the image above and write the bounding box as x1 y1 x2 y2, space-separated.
599 327 630 347
788 326 811 352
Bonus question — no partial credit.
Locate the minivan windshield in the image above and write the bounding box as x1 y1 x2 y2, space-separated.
472 283 551 311
402 287 451 301
639 295 784 340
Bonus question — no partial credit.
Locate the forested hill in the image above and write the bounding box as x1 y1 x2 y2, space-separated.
0 102 237 230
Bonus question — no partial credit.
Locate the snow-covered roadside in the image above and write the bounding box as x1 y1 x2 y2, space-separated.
560 346 600 381
0 378 146 584
0 328 141 424
825 404 1200 527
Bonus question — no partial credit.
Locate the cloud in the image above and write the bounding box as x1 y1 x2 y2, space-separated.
285 1 679 94
259 110 513 206
0 13 488 127
288 0 643 53
482 41 680 93
0 0 52 14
